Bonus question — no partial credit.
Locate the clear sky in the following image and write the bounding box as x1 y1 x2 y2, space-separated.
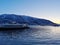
0 0 60 24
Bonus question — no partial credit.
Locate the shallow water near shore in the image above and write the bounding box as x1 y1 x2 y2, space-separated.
0 26 60 45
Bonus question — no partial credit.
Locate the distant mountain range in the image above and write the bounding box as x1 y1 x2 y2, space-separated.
0 14 59 26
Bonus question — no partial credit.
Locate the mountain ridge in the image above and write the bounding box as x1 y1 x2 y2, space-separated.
0 14 59 26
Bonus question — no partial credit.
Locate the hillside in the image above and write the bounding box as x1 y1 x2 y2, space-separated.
0 14 59 26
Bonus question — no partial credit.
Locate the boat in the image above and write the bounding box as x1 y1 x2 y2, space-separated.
0 24 29 29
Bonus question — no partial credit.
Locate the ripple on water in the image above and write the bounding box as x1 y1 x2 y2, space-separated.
0 26 60 45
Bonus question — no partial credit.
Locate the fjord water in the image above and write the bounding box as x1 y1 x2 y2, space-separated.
0 26 60 45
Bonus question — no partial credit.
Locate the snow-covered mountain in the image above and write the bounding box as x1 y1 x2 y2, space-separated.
0 14 59 26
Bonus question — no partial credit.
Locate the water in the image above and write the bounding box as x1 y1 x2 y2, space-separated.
0 26 60 45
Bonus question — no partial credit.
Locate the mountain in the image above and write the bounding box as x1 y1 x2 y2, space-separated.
0 14 59 26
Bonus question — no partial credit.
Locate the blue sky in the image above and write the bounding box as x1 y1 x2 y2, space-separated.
0 0 60 24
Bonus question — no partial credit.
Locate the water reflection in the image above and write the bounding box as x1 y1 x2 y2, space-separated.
0 26 60 45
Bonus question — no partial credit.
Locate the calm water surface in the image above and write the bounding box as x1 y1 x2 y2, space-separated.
0 26 60 45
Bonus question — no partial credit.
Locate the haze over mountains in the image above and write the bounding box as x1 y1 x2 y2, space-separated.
0 14 59 26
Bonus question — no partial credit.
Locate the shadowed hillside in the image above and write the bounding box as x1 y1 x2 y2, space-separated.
0 14 59 26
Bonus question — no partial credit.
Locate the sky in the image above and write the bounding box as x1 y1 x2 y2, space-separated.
0 0 60 24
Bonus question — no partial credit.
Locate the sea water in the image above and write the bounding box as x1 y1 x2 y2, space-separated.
0 26 60 45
